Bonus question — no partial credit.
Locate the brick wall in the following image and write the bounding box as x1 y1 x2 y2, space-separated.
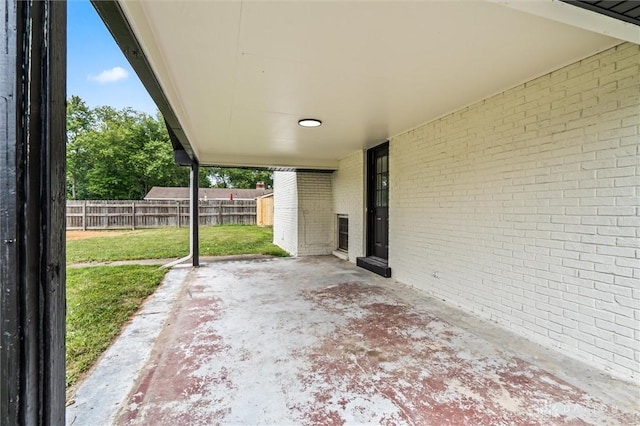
332 151 366 261
297 172 334 255
273 171 298 256
389 42 639 382
273 171 334 256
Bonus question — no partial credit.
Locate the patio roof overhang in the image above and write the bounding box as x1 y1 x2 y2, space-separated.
93 1 639 170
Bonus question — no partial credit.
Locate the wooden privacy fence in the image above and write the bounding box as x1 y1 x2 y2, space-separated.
66 200 258 230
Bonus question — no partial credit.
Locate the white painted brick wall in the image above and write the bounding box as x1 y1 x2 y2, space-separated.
389 43 640 382
332 151 366 261
273 171 334 256
273 171 298 256
297 172 334 256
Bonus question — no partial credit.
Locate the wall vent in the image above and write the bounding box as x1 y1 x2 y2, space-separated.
338 216 348 252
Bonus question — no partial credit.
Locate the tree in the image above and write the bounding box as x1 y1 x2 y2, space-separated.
208 168 273 189
66 96 211 200
66 96 94 199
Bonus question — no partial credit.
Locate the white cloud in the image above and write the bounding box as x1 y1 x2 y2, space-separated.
88 66 129 84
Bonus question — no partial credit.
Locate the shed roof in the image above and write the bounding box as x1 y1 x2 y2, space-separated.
144 186 273 201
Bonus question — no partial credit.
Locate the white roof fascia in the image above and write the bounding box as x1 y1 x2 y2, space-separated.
488 0 640 44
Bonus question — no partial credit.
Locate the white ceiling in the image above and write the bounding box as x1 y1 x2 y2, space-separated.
118 0 622 169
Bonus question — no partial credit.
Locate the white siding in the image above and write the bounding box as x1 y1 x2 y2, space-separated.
389 43 639 382
332 151 366 262
273 171 298 256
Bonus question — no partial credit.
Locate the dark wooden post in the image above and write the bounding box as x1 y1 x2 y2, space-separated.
0 1 67 424
82 200 87 230
132 201 136 230
191 163 199 267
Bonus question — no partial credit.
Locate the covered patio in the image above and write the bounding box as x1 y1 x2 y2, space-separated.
68 257 639 425
2 1 638 422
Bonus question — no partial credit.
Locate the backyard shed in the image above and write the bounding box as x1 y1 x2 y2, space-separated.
256 193 274 227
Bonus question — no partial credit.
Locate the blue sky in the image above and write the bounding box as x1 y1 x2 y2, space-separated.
67 0 158 115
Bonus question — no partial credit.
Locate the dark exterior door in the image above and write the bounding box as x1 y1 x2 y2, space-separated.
367 142 389 259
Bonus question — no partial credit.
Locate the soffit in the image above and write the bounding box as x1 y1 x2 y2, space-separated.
117 1 621 169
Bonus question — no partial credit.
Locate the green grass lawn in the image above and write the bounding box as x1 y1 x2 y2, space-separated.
66 265 168 388
67 225 288 263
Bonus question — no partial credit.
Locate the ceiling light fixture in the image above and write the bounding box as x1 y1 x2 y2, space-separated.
298 118 322 128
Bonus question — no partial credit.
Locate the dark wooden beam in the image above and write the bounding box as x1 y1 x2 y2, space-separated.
91 1 196 162
1 2 22 420
0 1 67 424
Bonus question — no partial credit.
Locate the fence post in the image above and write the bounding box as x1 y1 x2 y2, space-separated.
131 201 136 230
176 201 180 228
218 200 223 225
82 200 87 231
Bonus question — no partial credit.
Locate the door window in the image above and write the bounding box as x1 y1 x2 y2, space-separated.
375 154 388 207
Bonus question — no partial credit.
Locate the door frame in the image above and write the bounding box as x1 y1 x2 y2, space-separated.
366 141 389 259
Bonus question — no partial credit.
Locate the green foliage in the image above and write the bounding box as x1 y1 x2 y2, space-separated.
66 265 167 387
66 96 210 199
66 96 94 200
67 225 288 263
209 167 273 189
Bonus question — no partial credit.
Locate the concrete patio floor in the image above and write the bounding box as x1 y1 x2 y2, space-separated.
67 257 639 425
